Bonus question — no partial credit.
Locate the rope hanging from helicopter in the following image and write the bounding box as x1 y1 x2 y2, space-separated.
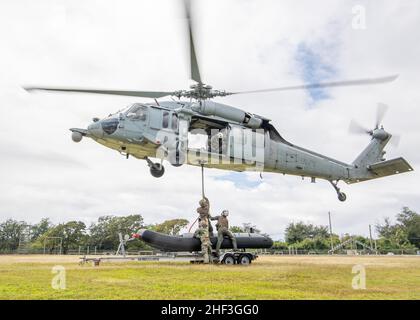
188 162 206 233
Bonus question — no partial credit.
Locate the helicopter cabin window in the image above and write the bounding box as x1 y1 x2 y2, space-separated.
171 113 178 131
162 111 169 128
126 105 147 121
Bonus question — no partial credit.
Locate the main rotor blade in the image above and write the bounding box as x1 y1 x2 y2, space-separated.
24 87 174 98
349 119 370 135
375 102 389 128
228 75 398 96
184 0 202 84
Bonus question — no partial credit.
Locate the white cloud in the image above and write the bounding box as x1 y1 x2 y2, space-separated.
0 0 419 240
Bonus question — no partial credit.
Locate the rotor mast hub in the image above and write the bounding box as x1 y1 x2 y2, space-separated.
173 83 230 100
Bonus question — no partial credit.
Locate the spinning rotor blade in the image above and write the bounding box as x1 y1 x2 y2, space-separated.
24 87 174 98
390 134 401 147
228 75 398 96
184 0 202 84
376 103 389 128
349 119 370 135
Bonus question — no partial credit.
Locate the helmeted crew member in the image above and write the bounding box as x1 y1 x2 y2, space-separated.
196 196 213 236
211 210 237 254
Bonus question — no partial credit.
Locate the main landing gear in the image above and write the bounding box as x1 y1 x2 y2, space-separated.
145 157 165 178
329 180 347 202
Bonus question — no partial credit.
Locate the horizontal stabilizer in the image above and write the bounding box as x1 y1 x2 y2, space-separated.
369 157 413 176
348 157 413 184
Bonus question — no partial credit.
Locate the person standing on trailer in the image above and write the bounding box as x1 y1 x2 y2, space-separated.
197 218 212 264
211 210 237 255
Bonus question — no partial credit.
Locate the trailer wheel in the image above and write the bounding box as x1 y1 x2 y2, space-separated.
223 255 235 265
238 254 251 265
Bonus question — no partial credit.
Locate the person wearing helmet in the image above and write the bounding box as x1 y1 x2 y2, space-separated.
211 209 237 255
196 196 213 236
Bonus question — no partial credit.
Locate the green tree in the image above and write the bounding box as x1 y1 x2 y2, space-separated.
0 219 27 252
38 221 87 254
30 218 52 241
230 226 245 233
89 215 145 250
397 207 420 248
285 222 329 244
376 208 418 250
151 219 189 235
272 241 288 250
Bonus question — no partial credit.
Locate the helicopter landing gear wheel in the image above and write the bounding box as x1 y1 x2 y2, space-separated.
329 180 347 202
338 192 347 202
150 164 165 178
145 157 165 178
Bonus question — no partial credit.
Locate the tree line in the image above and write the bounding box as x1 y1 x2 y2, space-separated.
272 207 420 252
0 215 189 254
0 207 418 254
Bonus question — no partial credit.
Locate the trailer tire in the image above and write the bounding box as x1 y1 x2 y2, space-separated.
222 255 235 265
238 254 251 265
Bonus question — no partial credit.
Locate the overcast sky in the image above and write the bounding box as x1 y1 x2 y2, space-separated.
0 0 419 240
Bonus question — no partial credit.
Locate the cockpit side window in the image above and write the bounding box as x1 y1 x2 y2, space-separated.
126 105 147 120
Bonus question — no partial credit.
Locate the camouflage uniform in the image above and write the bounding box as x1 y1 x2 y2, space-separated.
197 218 212 264
211 211 237 254
196 196 213 235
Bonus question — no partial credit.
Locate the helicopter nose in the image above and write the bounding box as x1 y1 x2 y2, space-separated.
87 122 104 138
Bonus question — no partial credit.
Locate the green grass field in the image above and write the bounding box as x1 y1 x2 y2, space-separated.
0 255 419 300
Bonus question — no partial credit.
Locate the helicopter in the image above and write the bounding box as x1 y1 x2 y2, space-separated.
24 0 413 202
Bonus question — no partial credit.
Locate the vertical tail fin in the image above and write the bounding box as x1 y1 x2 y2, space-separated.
352 134 391 168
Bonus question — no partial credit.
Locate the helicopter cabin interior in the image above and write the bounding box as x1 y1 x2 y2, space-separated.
188 115 266 164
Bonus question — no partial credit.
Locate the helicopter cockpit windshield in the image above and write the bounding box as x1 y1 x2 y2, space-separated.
126 104 147 121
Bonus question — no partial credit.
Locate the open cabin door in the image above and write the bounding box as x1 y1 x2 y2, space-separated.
187 115 230 164
228 125 265 168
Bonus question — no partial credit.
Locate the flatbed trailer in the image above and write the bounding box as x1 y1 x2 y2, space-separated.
79 251 257 266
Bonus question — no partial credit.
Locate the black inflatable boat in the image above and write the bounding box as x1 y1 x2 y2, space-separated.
135 229 273 252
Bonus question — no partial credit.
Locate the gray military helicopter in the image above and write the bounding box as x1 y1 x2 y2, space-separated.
25 1 413 201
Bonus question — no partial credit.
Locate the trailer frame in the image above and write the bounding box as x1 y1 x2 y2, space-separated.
79 251 257 266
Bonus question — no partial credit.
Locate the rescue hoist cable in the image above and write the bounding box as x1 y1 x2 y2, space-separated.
201 163 205 198
188 163 206 232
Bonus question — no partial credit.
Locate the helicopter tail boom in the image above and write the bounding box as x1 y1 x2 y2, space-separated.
348 131 413 184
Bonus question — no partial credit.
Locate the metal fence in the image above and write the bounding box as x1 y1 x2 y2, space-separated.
0 248 156 255
0 248 419 256
249 248 420 256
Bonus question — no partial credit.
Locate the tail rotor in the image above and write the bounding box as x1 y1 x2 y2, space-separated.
348 103 400 147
